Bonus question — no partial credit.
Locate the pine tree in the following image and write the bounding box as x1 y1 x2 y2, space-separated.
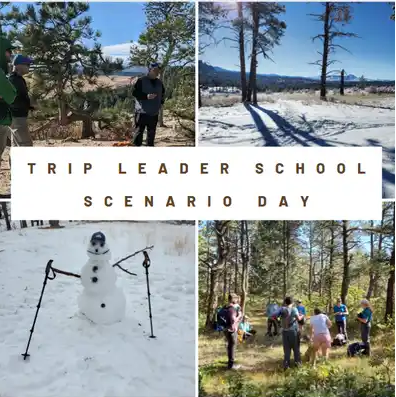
129 2 194 126
310 3 357 100
4 2 122 137
246 2 286 103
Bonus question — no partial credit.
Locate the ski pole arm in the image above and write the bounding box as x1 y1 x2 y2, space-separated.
143 251 151 269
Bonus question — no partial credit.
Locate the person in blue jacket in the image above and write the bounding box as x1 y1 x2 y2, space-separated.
334 297 349 339
296 300 306 334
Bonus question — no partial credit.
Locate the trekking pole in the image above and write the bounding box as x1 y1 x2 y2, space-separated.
22 260 56 360
142 251 156 338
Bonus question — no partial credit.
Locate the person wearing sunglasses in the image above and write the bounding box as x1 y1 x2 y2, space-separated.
132 62 165 147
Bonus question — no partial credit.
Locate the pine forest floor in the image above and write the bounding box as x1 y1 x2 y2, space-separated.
199 301 395 396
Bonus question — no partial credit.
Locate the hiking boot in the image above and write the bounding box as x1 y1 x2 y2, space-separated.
230 365 242 370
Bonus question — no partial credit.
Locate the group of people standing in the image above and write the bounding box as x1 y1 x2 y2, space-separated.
268 297 373 369
217 293 373 371
0 37 35 171
0 36 166 169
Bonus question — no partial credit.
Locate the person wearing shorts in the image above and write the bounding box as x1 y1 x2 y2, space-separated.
309 308 332 366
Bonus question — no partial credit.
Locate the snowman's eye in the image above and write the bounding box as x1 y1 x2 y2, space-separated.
100 242 104 247
91 241 96 246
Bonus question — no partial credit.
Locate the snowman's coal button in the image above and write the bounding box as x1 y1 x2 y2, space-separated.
92 266 98 272
91 277 98 283
101 303 106 308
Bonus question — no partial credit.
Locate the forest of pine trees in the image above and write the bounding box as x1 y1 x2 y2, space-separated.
199 203 395 328
199 203 395 396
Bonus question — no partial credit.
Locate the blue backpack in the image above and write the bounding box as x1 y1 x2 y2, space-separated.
215 306 233 330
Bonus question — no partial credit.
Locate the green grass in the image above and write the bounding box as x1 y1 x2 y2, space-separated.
199 302 395 397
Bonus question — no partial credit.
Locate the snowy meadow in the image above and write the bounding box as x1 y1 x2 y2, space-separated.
0 220 195 397
199 90 395 198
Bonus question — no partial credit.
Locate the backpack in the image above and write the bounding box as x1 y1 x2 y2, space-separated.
332 333 347 347
217 305 233 329
347 342 367 357
280 307 296 330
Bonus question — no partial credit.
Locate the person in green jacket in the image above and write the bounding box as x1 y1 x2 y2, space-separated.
0 36 17 170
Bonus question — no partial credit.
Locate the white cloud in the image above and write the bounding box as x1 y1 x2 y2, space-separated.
102 42 135 60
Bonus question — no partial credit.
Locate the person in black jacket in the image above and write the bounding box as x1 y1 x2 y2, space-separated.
132 62 165 146
8 54 34 147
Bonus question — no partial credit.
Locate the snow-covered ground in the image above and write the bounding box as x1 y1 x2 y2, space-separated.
0 221 195 397
199 97 395 198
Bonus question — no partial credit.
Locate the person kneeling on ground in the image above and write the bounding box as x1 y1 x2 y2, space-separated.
8 54 34 147
238 315 257 341
357 299 373 356
276 297 303 370
309 308 332 366
132 62 165 147
219 293 243 370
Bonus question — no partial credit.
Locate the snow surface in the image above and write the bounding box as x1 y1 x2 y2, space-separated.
199 97 395 198
0 221 195 397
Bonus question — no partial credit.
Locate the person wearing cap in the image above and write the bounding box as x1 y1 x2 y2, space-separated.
132 62 165 146
8 54 34 147
0 36 17 169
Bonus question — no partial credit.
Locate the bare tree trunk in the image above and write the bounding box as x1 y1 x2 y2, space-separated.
373 210 385 297
240 221 250 313
49 220 61 228
366 220 376 299
340 220 352 304
1 202 11 231
223 259 228 304
308 222 314 301
237 2 247 102
234 234 238 293
282 221 288 296
247 3 259 102
327 221 335 311
320 3 331 100
319 227 325 296
205 221 230 329
340 69 345 95
385 206 395 322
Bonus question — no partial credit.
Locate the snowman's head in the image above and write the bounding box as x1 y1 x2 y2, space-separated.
87 231 111 260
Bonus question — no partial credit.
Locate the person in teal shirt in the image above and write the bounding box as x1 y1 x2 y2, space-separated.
357 299 373 356
238 315 256 340
334 297 349 339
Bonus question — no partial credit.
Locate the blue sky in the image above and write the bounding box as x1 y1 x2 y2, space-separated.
198 220 379 253
83 3 146 60
3 2 148 61
201 2 395 80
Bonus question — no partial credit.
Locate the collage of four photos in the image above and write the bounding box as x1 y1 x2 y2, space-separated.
0 2 395 397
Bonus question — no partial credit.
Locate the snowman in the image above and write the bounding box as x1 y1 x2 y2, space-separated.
78 232 126 324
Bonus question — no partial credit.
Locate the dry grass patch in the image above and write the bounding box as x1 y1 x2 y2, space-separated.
0 146 11 196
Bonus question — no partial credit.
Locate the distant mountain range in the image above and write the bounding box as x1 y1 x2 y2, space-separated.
200 62 392 85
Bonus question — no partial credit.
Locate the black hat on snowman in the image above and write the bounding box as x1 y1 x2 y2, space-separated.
90 231 106 245
87 231 110 258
